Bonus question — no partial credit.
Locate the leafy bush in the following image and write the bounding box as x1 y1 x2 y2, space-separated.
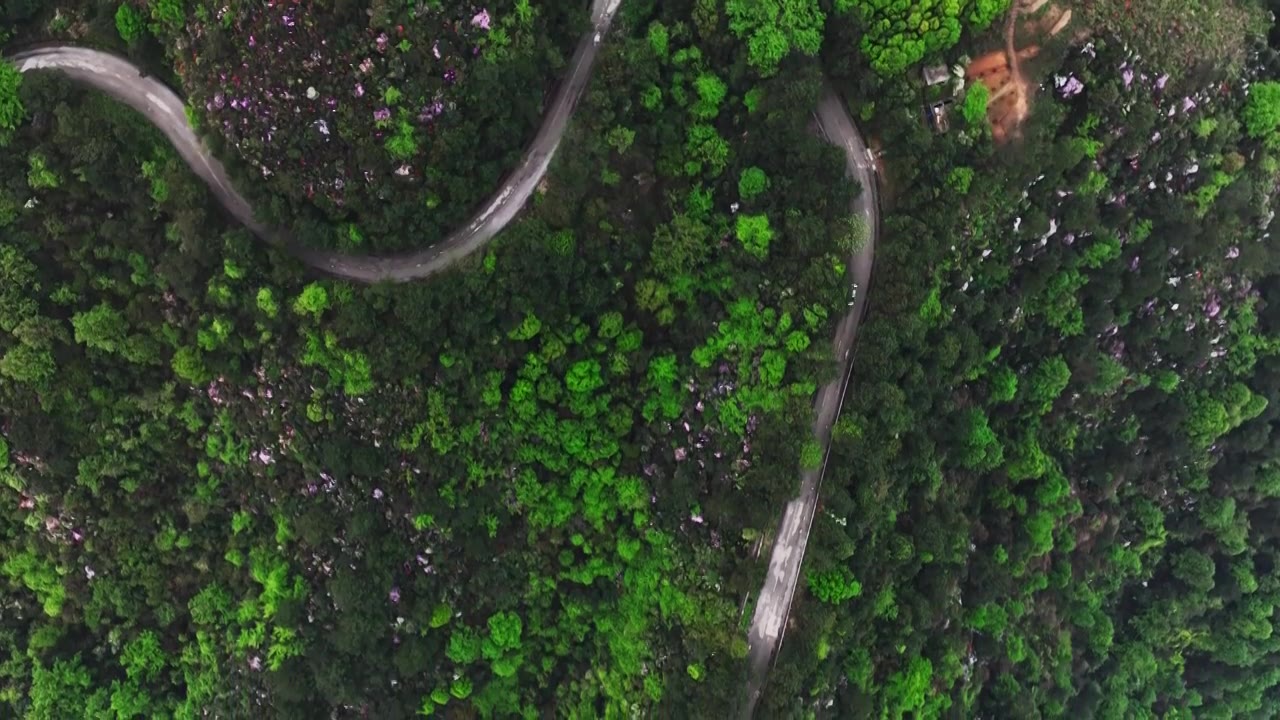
841 0 1008 76
960 82 989 127
807 567 862 603
736 214 774 259
115 3 145 43
738 166 770 200
725 0 825 76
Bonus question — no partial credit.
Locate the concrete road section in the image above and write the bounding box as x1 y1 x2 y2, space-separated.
743 85 880 717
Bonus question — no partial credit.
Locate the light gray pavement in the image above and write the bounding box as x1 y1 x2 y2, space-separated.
743 85 880 716
8 0 622 283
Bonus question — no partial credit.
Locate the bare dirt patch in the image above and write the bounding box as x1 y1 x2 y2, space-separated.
965 0 1073 143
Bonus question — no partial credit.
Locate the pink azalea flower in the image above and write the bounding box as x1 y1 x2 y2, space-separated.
374 108 391 122
471 9 491 30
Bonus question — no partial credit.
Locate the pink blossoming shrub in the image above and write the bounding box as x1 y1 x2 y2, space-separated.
159 1 582 252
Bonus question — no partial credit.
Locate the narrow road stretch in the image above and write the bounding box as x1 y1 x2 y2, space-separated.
743 86 880 716
7 0 623 283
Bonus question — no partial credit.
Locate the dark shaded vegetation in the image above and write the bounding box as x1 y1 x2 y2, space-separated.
763 3 1280 717
6 0 1280 718
0 1 853 715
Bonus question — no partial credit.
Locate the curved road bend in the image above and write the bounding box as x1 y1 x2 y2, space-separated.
743 86 880 717
7 0 623 284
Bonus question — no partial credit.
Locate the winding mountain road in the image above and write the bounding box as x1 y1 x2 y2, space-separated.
8 3 879 712
743 86 880 717
8 0 623 283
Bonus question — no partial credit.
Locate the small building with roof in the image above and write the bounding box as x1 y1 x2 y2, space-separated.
922 64 951 87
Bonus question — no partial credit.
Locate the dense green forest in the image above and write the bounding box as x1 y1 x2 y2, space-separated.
3 0 1280 718
767 3 1280 719
0 0 851 716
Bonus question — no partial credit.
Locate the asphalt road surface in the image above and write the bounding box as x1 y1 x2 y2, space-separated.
7 0 622 283
743 86 880 717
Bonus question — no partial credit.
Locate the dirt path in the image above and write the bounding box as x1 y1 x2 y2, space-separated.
1003 0 1031 139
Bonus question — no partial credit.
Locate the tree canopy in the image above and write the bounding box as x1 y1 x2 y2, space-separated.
6 1 1280 718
